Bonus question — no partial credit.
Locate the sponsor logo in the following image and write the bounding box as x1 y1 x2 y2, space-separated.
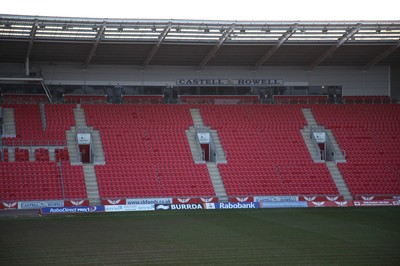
236 197 249 202
354 200 400 207
171 204 203 210
19 200 64 209
127 198 172 205
177 198 191 203
207 202 260 209
155 204 204 210
3 202 18 208
261 202 308 208
105 204 154 212
326 196 339 201
41 206 105 214
200 198 213 203
335 201 348 206
304 196 317 201
256 196 299 202
108 199 121 205
71 200 85 206
205 203 216 209
361 196 374 201
312 202 325 207
156 205 170 210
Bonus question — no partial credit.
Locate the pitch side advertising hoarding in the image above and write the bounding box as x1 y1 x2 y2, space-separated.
41 206 105 215
104 204 154 212
19 200 64 209
204 202 260 209
261 202 308 208
155 204 205 211
126 198 172 205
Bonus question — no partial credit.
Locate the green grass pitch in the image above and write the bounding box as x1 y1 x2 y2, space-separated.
0 207 399 265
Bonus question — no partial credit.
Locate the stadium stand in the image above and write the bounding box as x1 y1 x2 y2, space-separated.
312 104 400 196
273 95 329 104
180 95 259 104
63 94 107 104
1 94 48 104
121 95 164 104
342 96 391 104
2 104 75 146
83 104 215 199
199 105 338 196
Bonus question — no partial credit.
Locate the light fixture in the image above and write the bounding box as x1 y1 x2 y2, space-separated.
39 25 45 29
322 27 328 34
92 27 98 31
204 28 209 33
240 28 246 33
62 25 69 31
5 22 11 29
220 28 225 33
264 28 270 33
175 27 181 32
118 26 123 32
376 28 381 33
151 26 157 32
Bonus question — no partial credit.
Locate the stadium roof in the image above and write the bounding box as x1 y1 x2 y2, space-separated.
1 15 400 70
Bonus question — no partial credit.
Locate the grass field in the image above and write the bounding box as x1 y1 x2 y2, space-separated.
0 207 399 265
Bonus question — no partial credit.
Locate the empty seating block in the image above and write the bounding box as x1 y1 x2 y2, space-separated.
64 94 107 104
122 95 164 104
55 148 70 162
273 95 328 104
2 94 48 104
83 104 215 199
180 95 259 104
35 148 49 162
312 104 400 196
0 162 63 201
1 104 75 146
15 148 29 162
199 105 338 197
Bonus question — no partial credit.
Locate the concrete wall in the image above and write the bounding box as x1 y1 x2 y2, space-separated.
0 63 390 96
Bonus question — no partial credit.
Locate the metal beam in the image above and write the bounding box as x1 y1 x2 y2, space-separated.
84 22 106 69
308 24 361 70
142 23 172 69
26 20 38 60
198 24 235 69
254 24 298 70
363 41 400 70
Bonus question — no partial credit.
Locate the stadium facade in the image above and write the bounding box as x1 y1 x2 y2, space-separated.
0 15 399 102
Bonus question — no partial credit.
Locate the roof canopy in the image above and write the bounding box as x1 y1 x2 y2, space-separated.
1 15 399 69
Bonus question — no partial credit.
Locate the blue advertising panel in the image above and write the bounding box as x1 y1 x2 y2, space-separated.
204 202 260 209
41 206 105 215
261 201 308 208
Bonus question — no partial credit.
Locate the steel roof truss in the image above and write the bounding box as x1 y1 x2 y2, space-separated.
84 22 106 69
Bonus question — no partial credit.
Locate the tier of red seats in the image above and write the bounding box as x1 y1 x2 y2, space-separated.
273 95 329 104
199 105 338 196
0 162 86 201
312 104 400 196
1 104 75 146
55 148 70 162
121 95 164 104
180 95 259 104
342 96 391 104
1 94 48 104
63 94 107 104
83 104 215 198
35 148 49 162
15 148 29 162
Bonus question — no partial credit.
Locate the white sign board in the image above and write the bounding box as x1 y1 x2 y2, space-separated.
77 133 91 144
313 132 326 143
197 132 210 144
